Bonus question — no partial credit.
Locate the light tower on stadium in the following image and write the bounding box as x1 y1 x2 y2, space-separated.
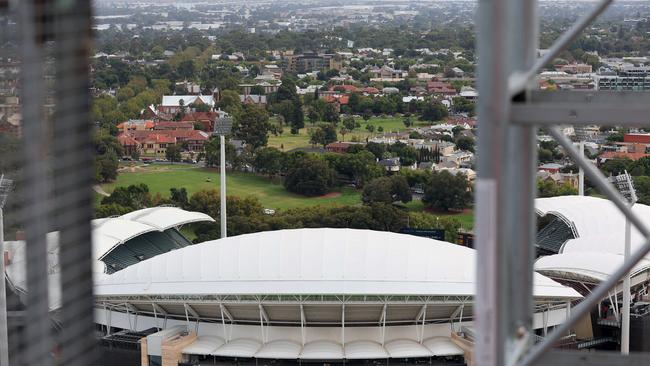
214 116 233 239
609 170 637 354
573 126 589 196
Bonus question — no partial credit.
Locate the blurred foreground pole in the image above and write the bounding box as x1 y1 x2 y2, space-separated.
475 0 537 365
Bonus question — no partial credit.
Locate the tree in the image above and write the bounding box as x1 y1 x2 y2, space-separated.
233 104 271 149
253 147 286 178
203 136 237 168
403 116 413 128
217 90 242 114
101 183 152 209
323 103 340 123
362 109 372 121
284 154 336 196
455 136 475 152
420 102 449 122
165 144 182 163
342 115 356 131
423 171 472 211
537 179 578 198
308 108 320 125
170 187 189 209
309 124 338 148
362 176 412 205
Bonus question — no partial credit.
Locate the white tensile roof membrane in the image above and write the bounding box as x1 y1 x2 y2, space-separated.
95 228 579 299
535 196 650 284
182 336 225 355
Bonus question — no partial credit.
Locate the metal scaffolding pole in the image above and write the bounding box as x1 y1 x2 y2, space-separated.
475 1 537 365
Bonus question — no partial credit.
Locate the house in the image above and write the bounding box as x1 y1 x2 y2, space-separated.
624 133 650 144
537 170 579 189
451 67 465 77
140 133 176 157
426 80 457 95
459 86 478 102
175 81 202 95
159 95 215 115
239 94 267 106
325 142 362 153
379 157 401 172
538 163 564 174
418 161 436 171
382 87 400 94
437 167 477 181
117 133 140 157
442 150 474 165
154 121 194 131
117 120 155 132
181 111 222 132
331 85 359 94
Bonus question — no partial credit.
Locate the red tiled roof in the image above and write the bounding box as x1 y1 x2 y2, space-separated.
600 151 650 161
323 95 350 105
181 112 218 122
363 87 380 94
330 85 359 93
154 121 194 129
117 133 139 146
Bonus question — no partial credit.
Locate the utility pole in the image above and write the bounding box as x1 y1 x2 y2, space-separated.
0 174 13 366
214 117 233 239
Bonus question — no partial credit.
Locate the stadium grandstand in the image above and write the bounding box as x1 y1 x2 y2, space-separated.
535 196 650 351
4 207 582 365
92 227 579 365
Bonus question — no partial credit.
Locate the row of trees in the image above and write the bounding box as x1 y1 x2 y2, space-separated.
96 184 465 243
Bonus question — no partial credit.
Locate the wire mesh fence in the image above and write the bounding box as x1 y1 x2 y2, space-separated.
1 1 97 365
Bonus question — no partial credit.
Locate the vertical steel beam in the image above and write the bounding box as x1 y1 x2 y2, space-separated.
475 1 537 365
579 142 585 196
19 1 52 365
622 215 631 354
0 208 8 366
52 0 97 365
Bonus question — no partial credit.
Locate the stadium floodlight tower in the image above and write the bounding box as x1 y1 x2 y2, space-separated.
573 126 590 196
609 170 637 354
0 174 13 366
214 116 233 239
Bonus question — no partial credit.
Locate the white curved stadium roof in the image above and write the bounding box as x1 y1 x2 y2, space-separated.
384 339 433 358
536 196 650 257
422 336 464 356
93 206 214 260
535 196 650 286
344 340 389 359
255 340 302 359
211 338 261 358
536 252 650 284
300 340 344 359
182 336 225 355
95 228 579 299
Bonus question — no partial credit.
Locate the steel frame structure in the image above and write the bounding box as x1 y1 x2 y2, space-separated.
476 0 650 365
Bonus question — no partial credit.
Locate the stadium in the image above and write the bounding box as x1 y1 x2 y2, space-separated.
535 196 650 351
5 207 582 365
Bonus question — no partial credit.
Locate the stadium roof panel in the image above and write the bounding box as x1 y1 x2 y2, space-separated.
536 196 650 258
255 340 302 359
536 252 650 284
344 340 389 359
182 336 224 355
423 336 464 356
300 340 344 359
95 228 580 299
384 339 432 358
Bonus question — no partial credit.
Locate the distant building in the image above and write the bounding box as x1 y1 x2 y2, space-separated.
555 63 593 74
239 94 267 106
159 95 215 115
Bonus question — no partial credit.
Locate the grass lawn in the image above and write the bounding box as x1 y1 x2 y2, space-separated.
405 199 475 229
101 164 362 211
268 116 433 151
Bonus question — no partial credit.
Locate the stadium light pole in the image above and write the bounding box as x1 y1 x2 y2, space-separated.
579 141 585 196
609 170 637 354
0 174 13 366
215 116 232 239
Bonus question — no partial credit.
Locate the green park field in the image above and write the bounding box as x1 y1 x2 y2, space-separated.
100 164 476 229
100 164 361 211
268 116 432 151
